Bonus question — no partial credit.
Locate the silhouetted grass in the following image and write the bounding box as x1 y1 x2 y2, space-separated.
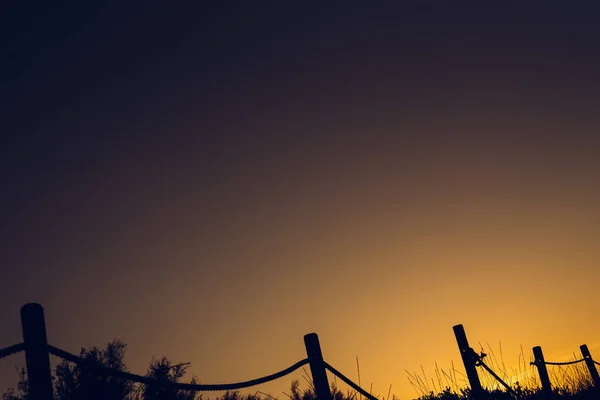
4 340 598 400
403 342 599 400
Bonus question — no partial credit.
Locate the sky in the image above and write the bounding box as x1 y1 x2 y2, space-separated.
2 2 600 399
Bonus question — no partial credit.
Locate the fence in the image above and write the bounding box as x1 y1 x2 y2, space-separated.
3 304 599 400
453 324 600 400
0 303 379 400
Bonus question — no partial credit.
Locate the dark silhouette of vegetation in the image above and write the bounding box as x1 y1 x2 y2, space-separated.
414 385 600 400
3 339 598 400
3 339 201 400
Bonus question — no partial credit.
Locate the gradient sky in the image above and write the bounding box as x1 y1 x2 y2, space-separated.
2 3 600 400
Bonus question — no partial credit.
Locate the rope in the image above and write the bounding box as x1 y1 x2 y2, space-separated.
476 359 519 398
48 345 308 391
323 361 378 400
0 343 25 360
531 359 586 366
594 360 600 366
471 350 519 398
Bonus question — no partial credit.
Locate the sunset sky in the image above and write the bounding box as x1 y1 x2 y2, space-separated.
2 3 600 399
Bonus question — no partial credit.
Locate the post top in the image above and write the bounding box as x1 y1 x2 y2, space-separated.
21 303 44 314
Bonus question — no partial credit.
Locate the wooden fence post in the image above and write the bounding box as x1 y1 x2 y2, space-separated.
580 344 600 389
453 325 485 400
532 346 552 398
21 303 54 400
304 333 332 400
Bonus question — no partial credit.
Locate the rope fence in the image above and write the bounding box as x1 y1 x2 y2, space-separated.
3 304 599 400
453 324 600 400
7 303 381 400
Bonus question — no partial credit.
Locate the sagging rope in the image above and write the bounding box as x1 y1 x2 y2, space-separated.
48 345 309 391
0 343 25 360
470 349 520 399
323 361 378 400
531 358 586 366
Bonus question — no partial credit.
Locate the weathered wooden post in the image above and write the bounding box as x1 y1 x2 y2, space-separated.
21 303 54 400
304 333 332 400
580 344 600 389
532 346 552 398
453 325 485 400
